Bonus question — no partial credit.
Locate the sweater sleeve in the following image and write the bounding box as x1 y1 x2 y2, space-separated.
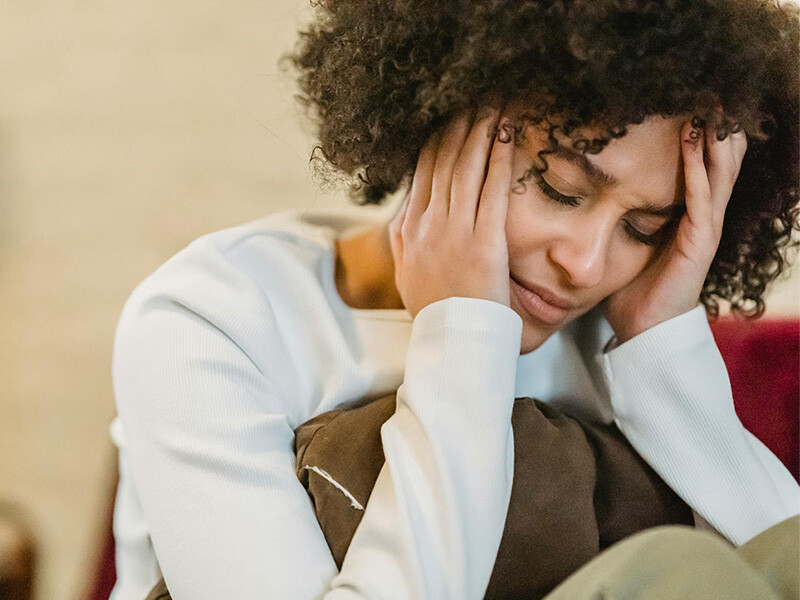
328 298 522 599
112 278 341 599
113 242 522 600
595 304 800 547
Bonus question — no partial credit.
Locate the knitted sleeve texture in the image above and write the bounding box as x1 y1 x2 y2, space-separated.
596 304 800 547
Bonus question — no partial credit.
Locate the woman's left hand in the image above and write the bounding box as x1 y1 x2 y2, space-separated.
603 112 748 345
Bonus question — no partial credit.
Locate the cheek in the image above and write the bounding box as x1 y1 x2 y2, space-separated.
504 172 557 238
601 247 655 295
504 191 548 253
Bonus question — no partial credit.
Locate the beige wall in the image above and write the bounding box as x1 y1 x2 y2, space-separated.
0 3 797 599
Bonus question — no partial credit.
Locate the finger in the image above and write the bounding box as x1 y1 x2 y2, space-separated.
730 128 748 167
476 117 515 236
448 105 502 229
681 119 712 229
405 128 444 228
705 115 746 227
703 113 732 226
429 109 474 219
704 107 726 183
388 187 412 254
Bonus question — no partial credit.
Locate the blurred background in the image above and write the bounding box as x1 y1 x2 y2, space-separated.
0 2 797 599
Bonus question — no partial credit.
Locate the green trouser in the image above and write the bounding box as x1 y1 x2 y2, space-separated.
542 514 799 600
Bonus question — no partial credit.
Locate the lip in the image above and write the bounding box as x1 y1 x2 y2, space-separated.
510 275 576 325
510 275 577 310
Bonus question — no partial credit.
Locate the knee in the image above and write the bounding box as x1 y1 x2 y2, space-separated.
625 524 735 564
588 525 778 600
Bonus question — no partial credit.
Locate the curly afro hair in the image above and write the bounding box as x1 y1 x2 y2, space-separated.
280 0 800 319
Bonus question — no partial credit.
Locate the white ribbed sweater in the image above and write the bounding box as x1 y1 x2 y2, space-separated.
108 206 799 600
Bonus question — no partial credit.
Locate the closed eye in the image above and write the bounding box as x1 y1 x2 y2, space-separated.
622 221 670 246
531 169 580 207
530 167 671 247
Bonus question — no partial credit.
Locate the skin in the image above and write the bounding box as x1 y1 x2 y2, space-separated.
334 104 746 355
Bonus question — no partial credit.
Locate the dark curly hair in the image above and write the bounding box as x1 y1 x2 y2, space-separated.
279 0 800 319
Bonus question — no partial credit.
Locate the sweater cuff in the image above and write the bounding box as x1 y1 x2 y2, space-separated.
413 296 524 337
405 296 523 422
600 303 708 356
597 304 709 379
595 304 718 419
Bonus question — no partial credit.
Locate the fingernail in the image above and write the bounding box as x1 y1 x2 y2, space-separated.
497 119 513 143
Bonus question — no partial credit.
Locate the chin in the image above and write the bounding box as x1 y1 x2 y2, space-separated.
518 317 560 355
508 286 568 354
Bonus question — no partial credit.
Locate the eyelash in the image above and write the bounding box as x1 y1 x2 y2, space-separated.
530 170 663 247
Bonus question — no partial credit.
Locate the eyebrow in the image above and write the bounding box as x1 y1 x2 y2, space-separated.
550 144 684 218
551 144 619 188
633 201 685 219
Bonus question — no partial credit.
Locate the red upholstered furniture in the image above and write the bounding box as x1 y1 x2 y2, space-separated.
710 318 799 480
83 317 800 600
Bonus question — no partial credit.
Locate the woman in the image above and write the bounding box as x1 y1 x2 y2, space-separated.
109 1 799 598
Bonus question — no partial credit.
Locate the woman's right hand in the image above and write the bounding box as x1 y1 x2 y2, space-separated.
388 106 517 319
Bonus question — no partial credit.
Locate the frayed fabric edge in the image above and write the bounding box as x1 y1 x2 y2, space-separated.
302 464 365 511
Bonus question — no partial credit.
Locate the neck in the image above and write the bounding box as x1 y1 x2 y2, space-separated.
334 219 405 310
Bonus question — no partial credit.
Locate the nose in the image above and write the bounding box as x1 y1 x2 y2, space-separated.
547 219 611 289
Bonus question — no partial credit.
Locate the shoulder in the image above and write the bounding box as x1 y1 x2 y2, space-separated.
118 208 333 328
112 209 337 397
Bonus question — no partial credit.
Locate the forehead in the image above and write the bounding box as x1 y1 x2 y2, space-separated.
525 114 688 208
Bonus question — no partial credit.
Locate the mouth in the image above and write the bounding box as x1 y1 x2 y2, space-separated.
510 275 576 325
